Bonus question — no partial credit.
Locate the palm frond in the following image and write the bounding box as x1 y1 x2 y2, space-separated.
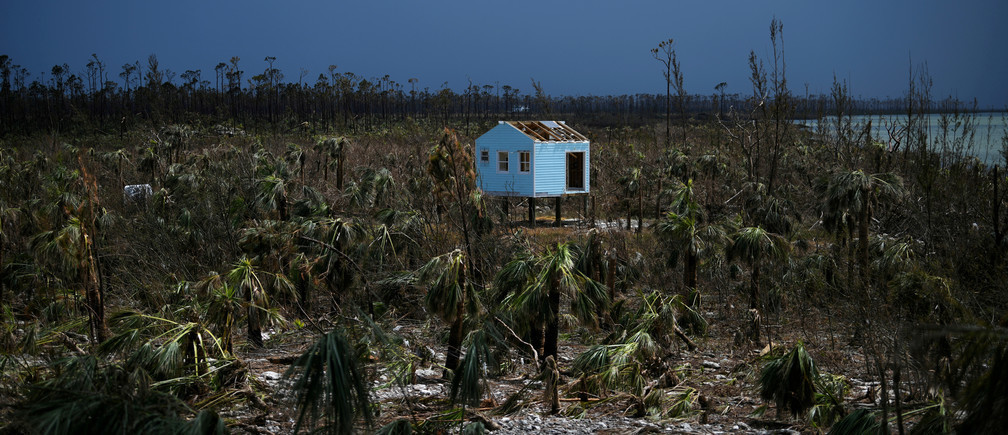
729 226 790 264
493 251 536 303
909 399 951 435
375 418 413 435
809 373 848 428
461 421 486 435
827 409 881 435
418 250 467 323
663 386 699 419
450 330 495 406
13 355 219 435
285 329 372 435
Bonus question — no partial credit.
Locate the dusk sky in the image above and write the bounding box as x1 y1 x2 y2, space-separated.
3 0 1006 108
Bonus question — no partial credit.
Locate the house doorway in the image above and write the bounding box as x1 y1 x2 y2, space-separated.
566 151 585 191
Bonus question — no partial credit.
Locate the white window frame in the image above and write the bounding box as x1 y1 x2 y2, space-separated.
480 149 489 164
519 151 531 173
497 151 509 173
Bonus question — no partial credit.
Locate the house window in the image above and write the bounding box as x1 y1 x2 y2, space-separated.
480 149 489 164
497 151 509 173
519 151 530 173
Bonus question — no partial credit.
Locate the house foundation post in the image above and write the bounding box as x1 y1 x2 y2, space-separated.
528 197 536 227
555 197 562 226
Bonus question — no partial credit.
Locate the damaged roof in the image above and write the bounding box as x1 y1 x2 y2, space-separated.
506 120 588 142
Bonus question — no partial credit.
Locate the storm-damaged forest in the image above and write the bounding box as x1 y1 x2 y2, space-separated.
1 20 1007 435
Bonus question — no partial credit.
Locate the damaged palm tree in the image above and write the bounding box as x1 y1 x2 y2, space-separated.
418 249 472 376
422 128 485 376
507 242 608 363
572 289 695 403
427 127 484 265
759 341 819 419
657 178 733 309
728 225 789 340
33 154 108 344
822 169 903 291
100 310 227 380
315 136 348 189
198 256 294 349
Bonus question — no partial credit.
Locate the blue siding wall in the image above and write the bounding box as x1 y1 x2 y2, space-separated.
533 141 590 197
475 123 535 196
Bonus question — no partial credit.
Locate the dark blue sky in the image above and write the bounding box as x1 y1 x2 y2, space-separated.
3 0 1006 108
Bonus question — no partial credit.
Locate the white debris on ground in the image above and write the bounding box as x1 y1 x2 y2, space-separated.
488 414 799 434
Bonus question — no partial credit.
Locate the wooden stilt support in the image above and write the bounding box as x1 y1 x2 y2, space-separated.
528 197 536 227
555 197 562 226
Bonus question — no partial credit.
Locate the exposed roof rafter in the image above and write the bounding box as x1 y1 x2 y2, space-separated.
506 120 587 142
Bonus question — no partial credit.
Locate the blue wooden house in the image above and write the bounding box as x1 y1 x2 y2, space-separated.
475 120 590 198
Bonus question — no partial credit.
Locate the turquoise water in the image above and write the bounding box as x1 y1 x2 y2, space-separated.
797 112 1008 166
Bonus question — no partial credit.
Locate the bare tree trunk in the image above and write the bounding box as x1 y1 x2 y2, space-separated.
846 226 855 295
685 252 698 307
894 363 905 435
79 157 107 345
445 308 463 376
529 320 544 361
655 177 663 219
860 187 871 291
749 262 760 310
995 166 1002 253
224 314 234 354
606 251 617 303
83 236 107 344
544 284 561 362
878 359 891 435
444 251 467 376
636 187 643 233
626 199 632 231
544 355 560 414
247 301 263 348
336 146 345 191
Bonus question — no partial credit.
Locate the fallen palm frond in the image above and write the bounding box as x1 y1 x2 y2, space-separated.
375 418 413 435
461 421 486 435
573 343 647 397
451 329 497 407
907 398 951 435
665 386 699 419
496 382 534 416
643 385 698 419
809 373 848 428
914 325 1008 433
11 355 227 435
100 310 226 384
827 408 881 435
285 328 372 435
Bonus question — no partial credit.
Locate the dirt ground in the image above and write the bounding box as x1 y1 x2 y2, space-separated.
231 297 879 435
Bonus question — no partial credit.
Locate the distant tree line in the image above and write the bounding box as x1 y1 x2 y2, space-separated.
0 53 973 137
